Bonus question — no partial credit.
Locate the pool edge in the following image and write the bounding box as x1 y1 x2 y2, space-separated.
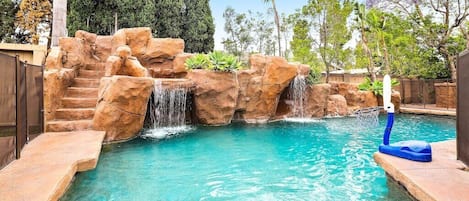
374 140 469 201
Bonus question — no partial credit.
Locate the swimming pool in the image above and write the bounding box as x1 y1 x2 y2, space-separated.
61 114 455 200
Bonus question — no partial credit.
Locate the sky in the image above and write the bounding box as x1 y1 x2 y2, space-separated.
209 0 308 50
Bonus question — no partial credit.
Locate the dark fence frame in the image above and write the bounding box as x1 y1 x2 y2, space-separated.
0 53 44 169
399 78 454 109
457 51 469 165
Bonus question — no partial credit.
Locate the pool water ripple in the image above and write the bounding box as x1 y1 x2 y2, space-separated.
62 114 455 201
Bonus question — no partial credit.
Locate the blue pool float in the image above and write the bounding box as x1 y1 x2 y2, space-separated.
378 75 432 162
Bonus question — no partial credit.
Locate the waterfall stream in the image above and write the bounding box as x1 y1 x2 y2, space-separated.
142 80 192 139
290 75 307 118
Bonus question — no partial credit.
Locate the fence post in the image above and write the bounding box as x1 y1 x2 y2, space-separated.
400 78 405 107
15 56 22 159
40 64 45 133
447 79 450 110
24 62 29 143
421 79 426 109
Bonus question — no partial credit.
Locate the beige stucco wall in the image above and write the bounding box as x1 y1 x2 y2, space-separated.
0 43 47 65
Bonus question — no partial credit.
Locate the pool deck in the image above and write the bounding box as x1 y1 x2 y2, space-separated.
0 131 105 201
400 104 456 116
374 140 469 201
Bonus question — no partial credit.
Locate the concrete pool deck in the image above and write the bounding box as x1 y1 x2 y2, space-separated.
0 131 105 201
374 140 469 201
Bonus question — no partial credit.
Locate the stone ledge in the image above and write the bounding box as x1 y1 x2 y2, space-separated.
374 140 469 201
400 107 456 116
0 131 105 201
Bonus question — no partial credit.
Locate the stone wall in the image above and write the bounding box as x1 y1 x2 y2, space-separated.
43 69 76 121
93 76 154 142
435 83 456 108
44 27 403 141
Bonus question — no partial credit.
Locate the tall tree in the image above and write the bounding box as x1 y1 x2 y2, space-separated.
281 13 295 59
248 10 275 55
0 0 18 42
222 7 253 57
302 0 354 83
68 0 156 36
154 0 184 38
354 3 376 81
290 19 315 64
182 0 215 53
380 0 469 80
68 0 117 35
15 0 52 44
263 0 282 56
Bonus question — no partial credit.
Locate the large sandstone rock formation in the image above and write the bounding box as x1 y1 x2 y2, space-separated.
330 82 379 113
237 55 298 123
326 95 348 116
104 45 148 77
93 76 154 142
111 27 186 78
44 47 63 70
186 70 239 125
305 84 331 117
54 28 186 78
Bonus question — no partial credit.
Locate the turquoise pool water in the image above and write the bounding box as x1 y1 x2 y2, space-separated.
62 114 455 201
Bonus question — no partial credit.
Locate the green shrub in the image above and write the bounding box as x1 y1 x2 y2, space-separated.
306 67 322 85
358 77 399 96
185 51 242 72
185 54 212 70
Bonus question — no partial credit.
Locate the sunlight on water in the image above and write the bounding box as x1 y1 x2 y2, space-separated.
283 118 325 123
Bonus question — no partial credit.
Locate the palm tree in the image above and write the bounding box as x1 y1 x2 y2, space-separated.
263 0 281 57
51 0 67 46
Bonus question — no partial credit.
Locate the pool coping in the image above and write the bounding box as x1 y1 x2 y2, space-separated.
374 140 469 201
0 131 105 201
400 107 456 116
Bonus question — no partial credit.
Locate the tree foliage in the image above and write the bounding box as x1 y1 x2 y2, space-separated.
15 0 52 44
290 19 316 65
154 0 183 38
263 0 282 56
222 7 253 57
376 0 469 80
0 0 18 42
68 0 156 36
182 0 215 53
67 0 215 53
302 0 354 83
249 10 275 55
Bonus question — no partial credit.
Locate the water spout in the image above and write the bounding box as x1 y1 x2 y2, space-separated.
142 80 192 139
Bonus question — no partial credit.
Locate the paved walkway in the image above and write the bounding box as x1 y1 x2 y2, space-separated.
374 140 469 201
400 104 456 116
0 131 105 201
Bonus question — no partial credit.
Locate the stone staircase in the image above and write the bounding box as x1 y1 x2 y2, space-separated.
46 63 106 132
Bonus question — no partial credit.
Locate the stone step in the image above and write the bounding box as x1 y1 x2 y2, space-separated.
73 78 100 88
61 97 97 108
46 120 93 132
84 63 106 71
66 87 98 98
78 69 105 79
55 108 95 120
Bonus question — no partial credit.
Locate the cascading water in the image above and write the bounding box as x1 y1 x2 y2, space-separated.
290 75 307 118
142 80 193 139
284 75 320 123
